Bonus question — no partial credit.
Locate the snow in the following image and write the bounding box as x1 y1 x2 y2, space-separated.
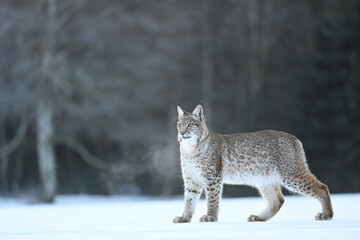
1 193 360 240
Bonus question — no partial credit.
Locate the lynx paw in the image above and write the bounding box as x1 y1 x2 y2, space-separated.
247 215 265 222
315 212 333 221
199 215 217 222
173 216 190 223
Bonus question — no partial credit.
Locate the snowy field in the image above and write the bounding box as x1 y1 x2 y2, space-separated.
1 193 360 240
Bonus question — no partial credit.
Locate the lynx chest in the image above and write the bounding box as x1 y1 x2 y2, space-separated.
180 155 205 184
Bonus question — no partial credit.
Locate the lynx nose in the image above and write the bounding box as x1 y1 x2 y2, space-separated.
180 130 186 136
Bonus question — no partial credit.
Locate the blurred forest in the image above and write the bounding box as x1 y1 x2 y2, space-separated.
0 0 359 202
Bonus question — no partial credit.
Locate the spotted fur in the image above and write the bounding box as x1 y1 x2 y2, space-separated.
173 105 333 223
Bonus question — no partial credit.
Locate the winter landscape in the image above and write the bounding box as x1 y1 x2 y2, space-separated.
1 1 359 240
1 193 359 240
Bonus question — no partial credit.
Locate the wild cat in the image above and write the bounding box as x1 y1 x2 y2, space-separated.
173 104 333 223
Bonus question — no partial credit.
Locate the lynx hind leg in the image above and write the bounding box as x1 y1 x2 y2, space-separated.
282 171 333 221
248 184 284 222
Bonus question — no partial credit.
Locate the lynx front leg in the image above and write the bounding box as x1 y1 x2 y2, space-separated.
173 181 202 223
200 177 223 222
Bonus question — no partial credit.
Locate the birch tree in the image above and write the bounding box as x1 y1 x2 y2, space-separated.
37 0 58 203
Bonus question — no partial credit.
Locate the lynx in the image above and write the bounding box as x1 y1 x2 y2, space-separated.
173 104 333 223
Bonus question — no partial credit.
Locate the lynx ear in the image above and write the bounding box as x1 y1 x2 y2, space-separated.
192 104 203 121
177 105 184 118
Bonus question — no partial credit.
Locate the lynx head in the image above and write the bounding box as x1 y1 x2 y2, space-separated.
177 104 208 145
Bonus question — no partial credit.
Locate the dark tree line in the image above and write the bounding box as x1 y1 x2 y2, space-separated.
293 0 360 192
0 0 359 201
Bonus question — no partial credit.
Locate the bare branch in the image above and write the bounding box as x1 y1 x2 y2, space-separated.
52 134 145 175
0 118 28 155
57 0 88 30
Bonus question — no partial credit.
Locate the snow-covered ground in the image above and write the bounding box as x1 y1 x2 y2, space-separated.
1 193 359 240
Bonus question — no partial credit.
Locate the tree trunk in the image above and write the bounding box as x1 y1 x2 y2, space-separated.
0 150 9 197
236 70 249 128
0 118 28 197
36 0 58 203
248 0 261 101
36 100 56 203
247 0 273 125
201 0 214 126
12 144 24 196
0 120 9 196
160 48 183 196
